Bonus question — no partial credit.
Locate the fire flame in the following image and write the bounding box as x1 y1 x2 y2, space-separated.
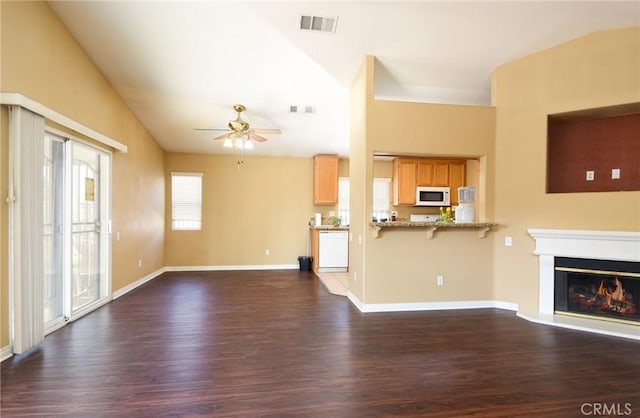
593 277 635 315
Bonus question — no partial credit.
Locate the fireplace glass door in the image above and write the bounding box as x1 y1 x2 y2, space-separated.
555 257 639 324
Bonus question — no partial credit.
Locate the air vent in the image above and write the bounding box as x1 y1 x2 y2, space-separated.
299 15 338 33
289 105 316 114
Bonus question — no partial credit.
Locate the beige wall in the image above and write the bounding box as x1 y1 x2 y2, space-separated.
492 27 640 314
347 56 374 302
164 153 326 267
350 56 497 304
365 87 496 304
1 1 165 347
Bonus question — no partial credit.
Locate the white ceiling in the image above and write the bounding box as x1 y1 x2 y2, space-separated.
48 1 639 158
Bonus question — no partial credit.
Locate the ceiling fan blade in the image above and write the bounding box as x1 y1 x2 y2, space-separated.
252 128 281 135
249 132 268 143
212 132 234 141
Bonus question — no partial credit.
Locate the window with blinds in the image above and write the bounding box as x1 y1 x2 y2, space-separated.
171 172 203 230
373 178 391 221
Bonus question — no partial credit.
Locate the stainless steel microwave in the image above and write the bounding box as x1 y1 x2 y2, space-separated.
415 186 450 206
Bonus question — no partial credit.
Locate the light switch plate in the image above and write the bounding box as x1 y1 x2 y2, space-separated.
586 170 595 181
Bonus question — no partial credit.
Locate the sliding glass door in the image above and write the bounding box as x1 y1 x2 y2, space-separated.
43 133 111 333
71 142 109 311
43 135 65 325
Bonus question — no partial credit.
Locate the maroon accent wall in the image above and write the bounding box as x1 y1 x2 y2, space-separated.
547 113 640 193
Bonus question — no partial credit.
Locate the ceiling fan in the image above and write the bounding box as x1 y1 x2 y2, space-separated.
195 104 281 149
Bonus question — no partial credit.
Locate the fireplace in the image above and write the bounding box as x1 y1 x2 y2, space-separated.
554 257 639 324
527 229 640 340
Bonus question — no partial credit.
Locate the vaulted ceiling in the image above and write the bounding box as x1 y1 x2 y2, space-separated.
49 1 639 157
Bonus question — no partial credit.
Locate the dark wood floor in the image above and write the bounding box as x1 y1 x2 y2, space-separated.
2 270 639 417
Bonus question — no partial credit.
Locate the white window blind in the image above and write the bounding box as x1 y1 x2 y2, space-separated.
338 177 350 226
373 178 391 220
171 172 202 230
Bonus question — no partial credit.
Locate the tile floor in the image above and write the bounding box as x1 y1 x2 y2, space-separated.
316 272 349 296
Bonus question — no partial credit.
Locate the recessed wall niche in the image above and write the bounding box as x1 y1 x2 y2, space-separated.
547 103 640 193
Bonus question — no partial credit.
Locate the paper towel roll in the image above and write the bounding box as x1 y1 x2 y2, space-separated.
315 213 322 226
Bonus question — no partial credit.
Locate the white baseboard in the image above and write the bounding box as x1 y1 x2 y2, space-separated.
347 292 365 311
345 294 638 340
112 267 167 300
347 294 519 313
164 264 299 272
1 344 13 362
493 300 519 311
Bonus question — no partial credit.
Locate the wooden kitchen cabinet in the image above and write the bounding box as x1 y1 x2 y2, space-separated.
449 160 466 206
313 155 338 205
416 161 434 186
433 161 450 186
393 157 467 206
392 158 417 206
310 228 320 272
417 160 449 186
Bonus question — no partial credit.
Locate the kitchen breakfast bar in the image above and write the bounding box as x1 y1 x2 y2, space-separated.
369 221 499 239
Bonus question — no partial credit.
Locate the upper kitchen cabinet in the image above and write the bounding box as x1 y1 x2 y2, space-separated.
393 157 468 206
448 160 466 205
313 155 339 205
392 158 417 205
417 160 449 186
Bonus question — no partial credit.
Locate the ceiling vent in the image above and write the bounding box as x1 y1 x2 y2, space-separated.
299 15 338 33
289 105 316 114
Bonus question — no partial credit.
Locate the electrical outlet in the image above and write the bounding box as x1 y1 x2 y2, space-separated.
505 236 513 247
586 170 595 181
612 168 620 179
116 231 120 241
138 259 142 268
353 272 358 283
437 275 444 286
265 249 270 256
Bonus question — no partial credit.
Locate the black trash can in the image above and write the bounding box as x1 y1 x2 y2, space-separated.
297 256 313 271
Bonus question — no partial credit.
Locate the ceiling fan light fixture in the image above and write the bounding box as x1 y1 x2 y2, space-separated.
199 104 279 160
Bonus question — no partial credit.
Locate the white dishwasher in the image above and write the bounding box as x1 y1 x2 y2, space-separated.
318 230 349 272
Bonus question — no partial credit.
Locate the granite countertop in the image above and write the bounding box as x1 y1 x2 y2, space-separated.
370 221 498 228
309 225 350 230
369 221 500 239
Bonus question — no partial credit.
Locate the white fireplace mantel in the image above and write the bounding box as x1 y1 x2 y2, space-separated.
528 229 640 262
526 228 640 340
